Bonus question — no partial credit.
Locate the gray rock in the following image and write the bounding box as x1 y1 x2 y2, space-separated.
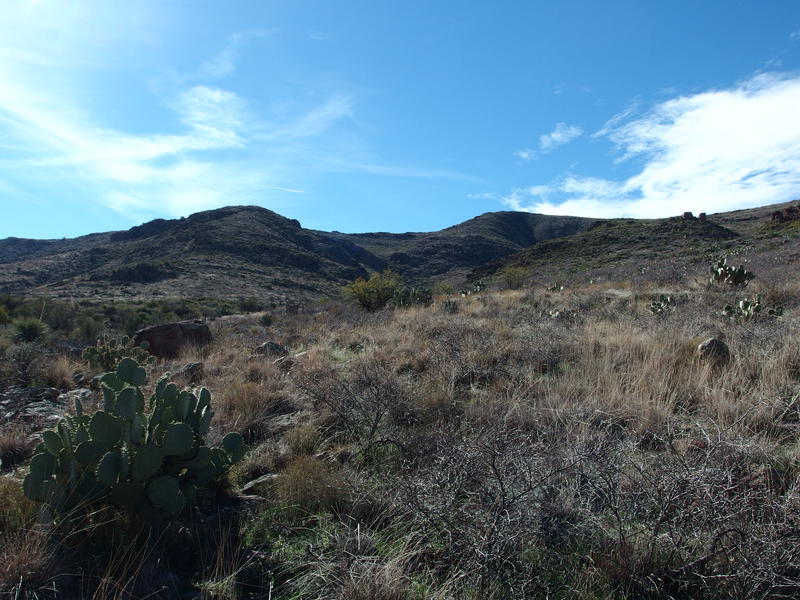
181 362 204 384
256 341 288 358
697 337 730 366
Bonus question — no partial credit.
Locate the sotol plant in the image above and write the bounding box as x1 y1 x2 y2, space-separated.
23 358 244 522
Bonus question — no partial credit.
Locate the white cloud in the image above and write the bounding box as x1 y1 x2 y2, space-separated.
539 122 583 152
513 148 536 161
503 73 800 218
790 29 800 41
514 122 583 161
196 30 270 80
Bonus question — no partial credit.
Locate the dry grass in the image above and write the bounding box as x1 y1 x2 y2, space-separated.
0 428 36 472
275 456 347 513
5 277 800 598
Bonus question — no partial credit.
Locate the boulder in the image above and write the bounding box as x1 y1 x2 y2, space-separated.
697 337 730 366
256 341 288 358
133 320 212 358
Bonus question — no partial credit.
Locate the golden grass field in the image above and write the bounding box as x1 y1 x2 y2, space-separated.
1 277 800 599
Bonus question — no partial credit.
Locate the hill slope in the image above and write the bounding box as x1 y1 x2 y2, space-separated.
321 211 593 279
0 206 594 301
472 201 800 286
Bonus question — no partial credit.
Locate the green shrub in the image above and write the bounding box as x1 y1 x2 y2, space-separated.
342 270 403 311
499 266 528 290
12 318 47 343
259 313 274 327
23 358 245 524
0 305 9 325
238 297 264 313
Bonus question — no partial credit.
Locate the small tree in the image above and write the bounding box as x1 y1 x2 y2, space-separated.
342 270 403 311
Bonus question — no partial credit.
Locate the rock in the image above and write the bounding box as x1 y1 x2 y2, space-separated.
133 320 212 358
697 337 730 366
181 362 204 384
256 341 288 358
682 211 695 220
698 212 707 222
58 388 92 406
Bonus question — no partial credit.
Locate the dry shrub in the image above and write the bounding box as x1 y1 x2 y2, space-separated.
0 477 37 533
218 380 295 442
0 527 54 596
229 440 289 487
43 353 80 390
276 456 346 513
284 424 321 456
0 428 36 472
340 558 411 600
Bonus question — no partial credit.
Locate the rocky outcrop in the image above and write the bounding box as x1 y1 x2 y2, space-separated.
133 320 212 358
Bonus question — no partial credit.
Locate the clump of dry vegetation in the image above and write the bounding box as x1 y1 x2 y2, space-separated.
1 267 800 598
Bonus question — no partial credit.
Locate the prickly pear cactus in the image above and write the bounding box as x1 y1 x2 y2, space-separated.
709 258 755 287
23 358 245 523
83 336 155 372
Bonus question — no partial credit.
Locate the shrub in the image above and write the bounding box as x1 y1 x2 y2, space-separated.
275 456 345 513
498 266 528 290
23 358 245 524
284 424 321 456
0 305 8 325
259 313 274 327
342 270 403 311
3 342 44 385
12 317 47 343
238 297 264 313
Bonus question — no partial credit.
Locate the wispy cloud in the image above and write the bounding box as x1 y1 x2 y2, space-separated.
0 3 470 223
503 73 800 218
539 122 583 152
196 30 270 80
514 122 583 161
790 29 800 41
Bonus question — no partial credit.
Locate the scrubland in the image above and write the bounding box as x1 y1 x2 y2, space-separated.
1 278 800 599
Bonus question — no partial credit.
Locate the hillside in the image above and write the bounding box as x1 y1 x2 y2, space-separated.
0 207 594 301
0 206 387 303
321 211 594 279
472 201 800 287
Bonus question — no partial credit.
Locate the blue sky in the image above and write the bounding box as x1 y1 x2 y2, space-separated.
1 0 800 239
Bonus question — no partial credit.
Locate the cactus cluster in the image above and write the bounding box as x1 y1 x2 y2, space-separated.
23 358 244 522
392 286 433 308
83 336 155 372
472 280 487 293
648 294 674 315
722 295 784 321
710 258 755 287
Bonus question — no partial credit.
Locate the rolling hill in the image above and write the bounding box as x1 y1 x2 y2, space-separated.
0 206 594 302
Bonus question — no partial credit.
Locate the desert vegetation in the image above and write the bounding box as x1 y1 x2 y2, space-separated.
1 259 799 599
